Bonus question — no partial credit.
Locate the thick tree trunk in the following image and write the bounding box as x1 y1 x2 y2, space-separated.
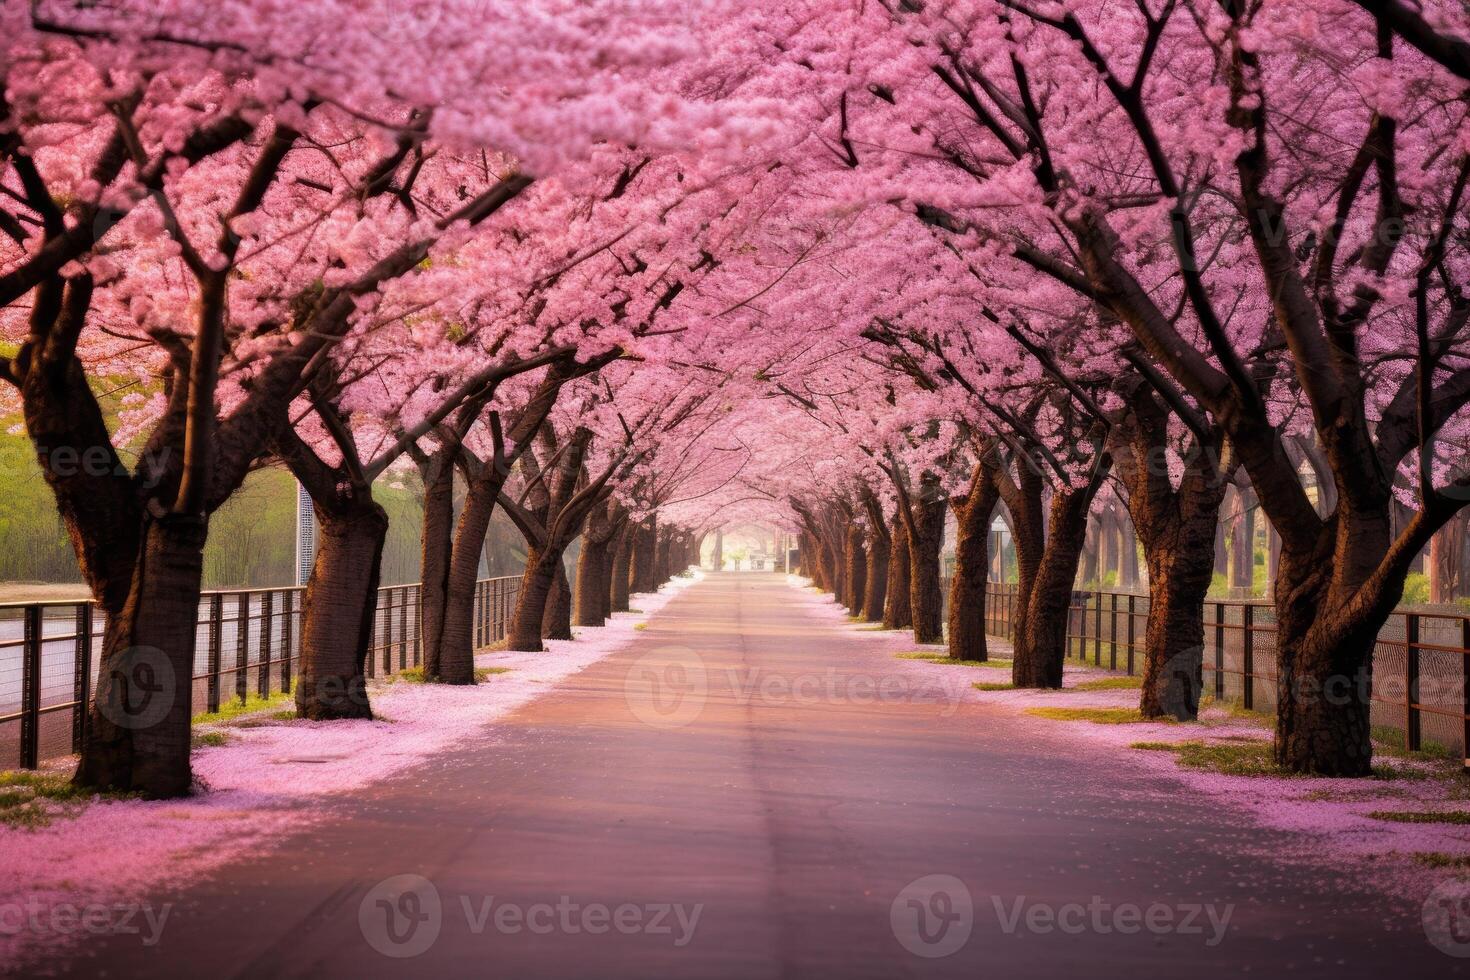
654 528 673 586
543 556 573 640
508 545 560 652
843 525 867 616
1134 503 1219 720
948 467 999 662
610 526 633 612
430 476 500 684
573 537 608 628
884 517 912 629
907 496 946 644
862 535 889 622
75 514 208 798
713 529 724 570
1271 517 1391 776
417 453 455 679
1013 491 1090 689
295 497 388 718
631 517 658 594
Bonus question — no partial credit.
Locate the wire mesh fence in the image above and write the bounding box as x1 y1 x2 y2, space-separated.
0 575 522 771
983 582 1470 758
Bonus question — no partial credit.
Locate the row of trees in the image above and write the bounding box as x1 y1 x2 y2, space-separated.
3 0 1467 796
752 0 1470 776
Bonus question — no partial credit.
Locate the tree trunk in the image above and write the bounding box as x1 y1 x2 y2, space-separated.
543 556 573 640
1012 491 1090 689
428 475 502 684
417 452 456 679
947 467 999 662
654 528 673 586
508 545 560 652
884 517 912 629
576 536 611 625
863 534 889 622
295 497 388 718
907 496 946 644
1133 493 1220 720
631 517 658 594
610 526 633 612
843 525 867 616
75 514 208 798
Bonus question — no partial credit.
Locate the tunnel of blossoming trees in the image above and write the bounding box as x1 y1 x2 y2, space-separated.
2 0 1470 975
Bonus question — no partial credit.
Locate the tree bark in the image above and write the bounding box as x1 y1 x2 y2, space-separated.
75 514 209 798
294 496 387 718
631 516 658 594
863 534 890 621
843 524 868 616
884 517 912 629
947 458 1000 661
508 544 560 652
610 525 633 612
907 493 946 645
1012 489 1091 688
542 556 573 640
416 449 456 679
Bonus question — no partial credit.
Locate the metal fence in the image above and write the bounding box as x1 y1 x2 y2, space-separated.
0 575 521 771
983 582 1470 758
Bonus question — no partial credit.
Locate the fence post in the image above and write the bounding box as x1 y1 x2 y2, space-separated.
1462 617 1469 773
235 593 250 705
1214 602 1225 701
282 591 295 694
1406 613 1421 753
383 589 394 676
1126 594 1136 676
207 593 223 715
72 603 92 755
1242 603 1255 711
260 592 274 698
1093 592 1103 665
1109 592 1119 670
398 587 409 671
20 605 42 769
413 586 422 666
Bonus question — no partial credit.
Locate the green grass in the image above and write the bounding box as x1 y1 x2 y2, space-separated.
1373 725 1456 761
0 771 127 830
856 624 891 631
1074 675 1144 691
1369 809 1470 825
895 652 1012 668
1132 739 1411 781
973 681 1014 691
1198 695 1274 727
192 690 293 725
1413 852 1470 869
1027 707 1166 725
192 731 233 748
634 623 649 631
393 666 511 684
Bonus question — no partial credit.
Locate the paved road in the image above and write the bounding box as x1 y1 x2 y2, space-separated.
58 573 1461 978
